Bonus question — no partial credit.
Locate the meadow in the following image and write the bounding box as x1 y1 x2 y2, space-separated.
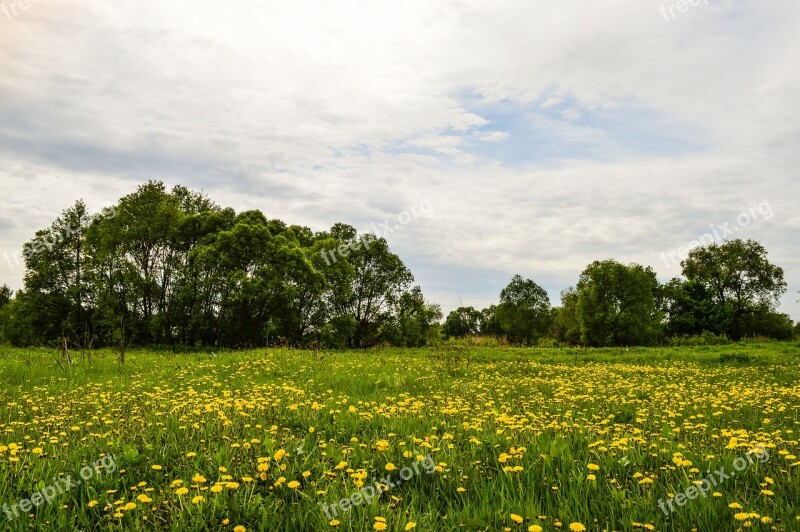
0 343 799 531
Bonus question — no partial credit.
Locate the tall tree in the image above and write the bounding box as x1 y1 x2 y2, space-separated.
443 306 482 338
661 278 730 337
478 305 504 336
21 200 92 343
322 229 414 348
576 260 662 346
550 288 582 345
0 285 10 308
496 275 552 345
681 239 786 340
389 286 443 347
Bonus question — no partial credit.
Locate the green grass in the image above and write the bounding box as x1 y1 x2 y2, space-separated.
0 343 799 531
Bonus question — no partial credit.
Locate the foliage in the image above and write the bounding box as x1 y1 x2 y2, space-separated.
550 287 582 345
575 260 663 347
495 274 553 345
4 182 436 349
681 239 787 339
442 306 482 338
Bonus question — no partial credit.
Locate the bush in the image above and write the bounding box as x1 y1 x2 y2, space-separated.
537 337 559 348
668 331 731 346
441 335 508 348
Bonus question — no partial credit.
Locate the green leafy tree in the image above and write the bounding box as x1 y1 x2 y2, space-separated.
681 239 787 340
662 278 730 337
478 305 504 336
576 260 663 346
0 285 10 308
388 286 443 347
443 306 482 338
737 308 794 340
323 231 414 348
495 274 552 345
3 182 435 349
20 200 92 344
0 285 12 344
550 288 582 345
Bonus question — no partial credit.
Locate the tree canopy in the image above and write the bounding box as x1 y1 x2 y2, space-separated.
1 181 438 349
1 184 795 350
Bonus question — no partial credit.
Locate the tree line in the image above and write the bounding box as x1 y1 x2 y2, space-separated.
444 240 796 346
0 181 796 349
0 182 441 349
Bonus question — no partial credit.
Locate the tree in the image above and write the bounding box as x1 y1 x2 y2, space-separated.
0 182 456 349
0 285 12 345
443 306 481 338
737 309 794 340
661 278 730 337
550 288 581 345
495 275 552 345
20 200 92 344
0 285 10 308
478 305 504 336
576 260 662 346
681 239 787 340
323 231 414 348
388 286 443 347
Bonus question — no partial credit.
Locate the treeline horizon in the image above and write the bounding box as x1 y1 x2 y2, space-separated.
0 181 797 349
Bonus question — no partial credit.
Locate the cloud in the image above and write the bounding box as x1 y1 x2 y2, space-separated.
0 0 798 320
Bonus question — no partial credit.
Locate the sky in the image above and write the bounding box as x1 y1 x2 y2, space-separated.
0 0 798 319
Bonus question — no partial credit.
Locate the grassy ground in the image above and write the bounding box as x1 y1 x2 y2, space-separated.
0 342 799 531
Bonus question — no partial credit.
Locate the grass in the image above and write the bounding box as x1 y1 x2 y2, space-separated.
0 343 799 531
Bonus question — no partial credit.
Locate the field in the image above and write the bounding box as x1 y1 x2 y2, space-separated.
0 344 799 531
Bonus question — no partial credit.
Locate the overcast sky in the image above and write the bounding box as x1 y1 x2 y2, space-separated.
1 0 798 318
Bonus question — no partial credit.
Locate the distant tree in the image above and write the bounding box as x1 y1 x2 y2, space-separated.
0 285 12 344
738 309 794 340
681 239 786 340
0 285 11 308
496 275 552 345
478 305 504 336
20 200 92 344
550 287 582 345
795 322 800 339
576 260 662 346
4 182 431 349
662 278 730 337
443 306 482 338
388 286 443 347
321 229 414 348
